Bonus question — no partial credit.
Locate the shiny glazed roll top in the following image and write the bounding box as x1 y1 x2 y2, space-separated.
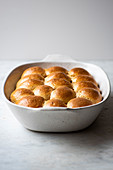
10 88 34 103
45 78 73 89
50 86 76 103
16 79 44 91
71 75 98 86
45 66 68 75
67 97 93 108
45 72 71 82
68 67 91 77
21 66 46 78
16 74 44 88
73 81 100 92
16 96 44 108
76 88 102 104
43 99 66 107
33 85 53 100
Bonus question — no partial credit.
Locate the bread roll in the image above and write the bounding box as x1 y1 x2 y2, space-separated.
10 88 34 103
45 78 73 89
50 86 76 103
16 95 44 108
16 74 44 88
67 97 92 108
33 85 53 100
69 67 90 78
73 81 100 92
17 79 44 90
76 88 102 104
45 72 71 83
10 65 102 108
45 66 68 75
72 75 98 86
43 99 66 107
21 66 46 78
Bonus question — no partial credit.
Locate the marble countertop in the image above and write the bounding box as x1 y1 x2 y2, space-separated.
0 60 113 170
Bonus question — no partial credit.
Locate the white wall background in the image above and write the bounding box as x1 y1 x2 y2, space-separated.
0 0 113 60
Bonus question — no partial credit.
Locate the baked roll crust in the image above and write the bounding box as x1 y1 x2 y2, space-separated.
50 86 76 103
43 99 66 107
67 97 92 108
10 88 34 103
69 67 90 77
45 72 71 83
76 88 102 104
33 85 53 100
45 78 73 89
21 66 46 78
45 66 68 75
17 79 44 90
16 74 44 88
10 65 102 108
72 75 98 86
16 95 44 108
73 81 100 92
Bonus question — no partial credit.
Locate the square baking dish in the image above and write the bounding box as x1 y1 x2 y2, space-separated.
2 55 111 132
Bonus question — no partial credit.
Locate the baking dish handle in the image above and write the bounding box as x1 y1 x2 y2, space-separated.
42 54 75 62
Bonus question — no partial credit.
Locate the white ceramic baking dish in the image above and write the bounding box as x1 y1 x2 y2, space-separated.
2 55 111 132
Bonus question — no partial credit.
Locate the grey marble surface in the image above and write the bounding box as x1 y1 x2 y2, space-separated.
0 60 113 170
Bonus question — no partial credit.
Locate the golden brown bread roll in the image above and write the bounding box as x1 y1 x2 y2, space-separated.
10 64 102 108
69 67 90 78
72 75 98 86
43 99 66 107
10 88 34 103
45 66 68 75
76 88 102 104
17 79 44 90
21 66 46 78
67 97 93 108
73 81 100 92
33 85 53 100
16 95 44 108
16 74 44 88
50 86 76 103
45 72 71 83
45 78 73 89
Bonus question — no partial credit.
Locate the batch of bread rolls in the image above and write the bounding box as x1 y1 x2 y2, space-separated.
10 66 102 108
